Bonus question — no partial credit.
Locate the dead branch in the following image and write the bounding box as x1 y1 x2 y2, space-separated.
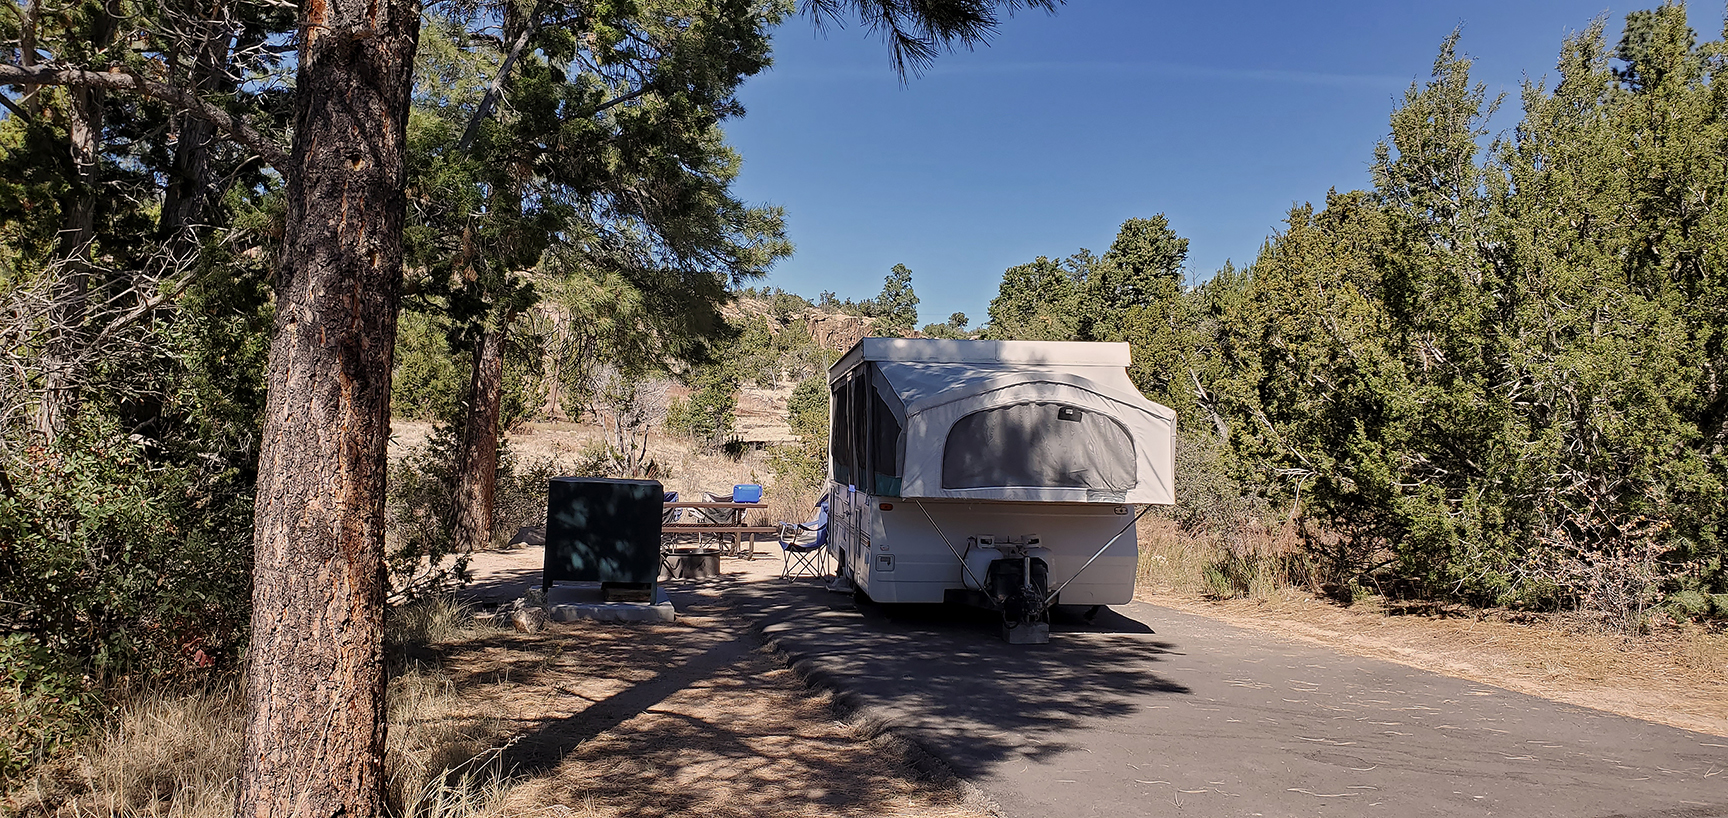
0 63 287 166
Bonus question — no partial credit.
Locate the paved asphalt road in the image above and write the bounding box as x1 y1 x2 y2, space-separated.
705 576 1728 818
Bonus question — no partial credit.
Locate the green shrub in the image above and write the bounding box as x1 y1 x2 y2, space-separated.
785 375 829 446
767 375 829 490
665 374 737 450
0 633 96 783
385 428 559 600
1171 429 1269 543
1668 589 1714 619
392 311 467 422
768 444 825 490
0 418 252 782
0 418 252 682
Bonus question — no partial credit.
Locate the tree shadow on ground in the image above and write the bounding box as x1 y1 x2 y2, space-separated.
422 583 986 817
434 552 1192 814
457 561 541 606
684 573 1193 776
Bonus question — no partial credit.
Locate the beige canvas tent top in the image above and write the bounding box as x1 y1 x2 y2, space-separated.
827 338 1175 505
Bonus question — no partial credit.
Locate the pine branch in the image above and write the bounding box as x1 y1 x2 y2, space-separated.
578 84 653 119
0 93 33 123
456 0 548 153
0 63 288 166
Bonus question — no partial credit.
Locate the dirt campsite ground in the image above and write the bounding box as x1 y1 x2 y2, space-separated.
445 551 992 818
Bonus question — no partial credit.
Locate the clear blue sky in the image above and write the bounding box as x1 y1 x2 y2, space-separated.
723 1 1726 329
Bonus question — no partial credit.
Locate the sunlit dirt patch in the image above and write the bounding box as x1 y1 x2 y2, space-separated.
437 592 986 818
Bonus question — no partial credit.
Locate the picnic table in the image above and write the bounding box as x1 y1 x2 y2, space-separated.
662 501 776 560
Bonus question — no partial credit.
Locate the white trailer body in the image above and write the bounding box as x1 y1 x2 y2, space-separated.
824 339 1175 613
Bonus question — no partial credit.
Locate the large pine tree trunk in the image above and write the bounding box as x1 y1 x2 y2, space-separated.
453 323 506 554
237 0 419 811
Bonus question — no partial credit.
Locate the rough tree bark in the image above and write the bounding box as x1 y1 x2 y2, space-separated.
453 322 506 554
236 0 419 811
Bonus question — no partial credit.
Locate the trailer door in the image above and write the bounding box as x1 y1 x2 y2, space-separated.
829 371 866 582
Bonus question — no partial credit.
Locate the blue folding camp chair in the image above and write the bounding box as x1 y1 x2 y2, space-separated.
777 498 829 580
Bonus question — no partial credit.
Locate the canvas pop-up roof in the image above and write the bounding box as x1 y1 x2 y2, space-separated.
828 338 1175 505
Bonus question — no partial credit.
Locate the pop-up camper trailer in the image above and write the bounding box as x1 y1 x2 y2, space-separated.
825 338 1175 642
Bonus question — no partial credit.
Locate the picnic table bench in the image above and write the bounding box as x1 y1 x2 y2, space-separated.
662 501 774 559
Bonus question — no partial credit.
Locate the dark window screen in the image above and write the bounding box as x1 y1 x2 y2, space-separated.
850 374 867 484
830 380 852 484
942 402 1136 491
870 389 903 495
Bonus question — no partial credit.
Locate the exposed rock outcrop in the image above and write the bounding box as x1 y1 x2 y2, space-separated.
805 312 876 352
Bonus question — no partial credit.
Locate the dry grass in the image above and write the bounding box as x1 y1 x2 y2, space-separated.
7 589 983 818
1134 516 1222 597
1135 515 1302 600
398 420 795 531
9 684 245 817
7 599 518 818
764 477 823 531
385 666 512 815
1683 629 1728 679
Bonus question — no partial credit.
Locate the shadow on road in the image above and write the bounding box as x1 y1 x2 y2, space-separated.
446 546 1193 795
703 574 1193 774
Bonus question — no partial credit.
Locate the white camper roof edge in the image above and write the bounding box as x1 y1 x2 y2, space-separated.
830 338 1132 383
825 336 1176 505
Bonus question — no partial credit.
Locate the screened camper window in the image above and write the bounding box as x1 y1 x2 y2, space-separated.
942 402 1136 492
869 389 902 496
850 374 868 488
830 379 853 485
